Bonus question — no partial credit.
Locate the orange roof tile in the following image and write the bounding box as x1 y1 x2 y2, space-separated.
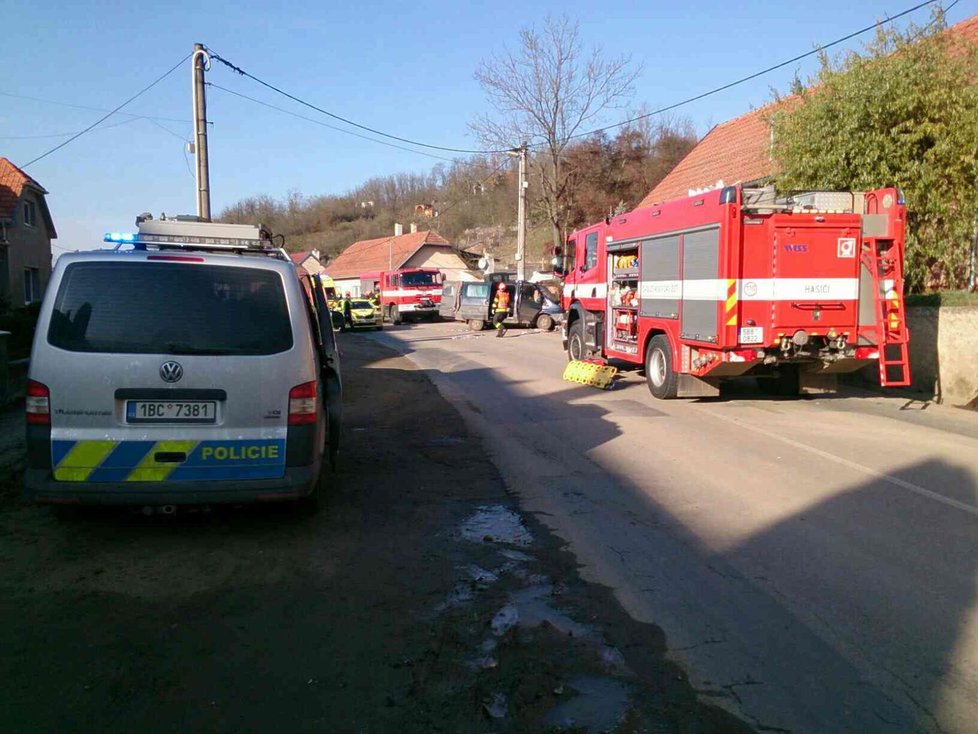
0 156 47 222
639 13 978 207
638 98 795 206
324 230 451 279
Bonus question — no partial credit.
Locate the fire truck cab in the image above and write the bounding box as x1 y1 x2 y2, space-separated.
559 185 911 399
360 268 443 325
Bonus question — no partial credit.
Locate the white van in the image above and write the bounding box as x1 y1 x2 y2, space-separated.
23 218 341 512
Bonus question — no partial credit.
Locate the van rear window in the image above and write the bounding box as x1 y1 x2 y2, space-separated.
48 262 293 355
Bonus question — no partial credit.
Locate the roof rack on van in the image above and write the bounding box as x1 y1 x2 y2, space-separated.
103 216 288 259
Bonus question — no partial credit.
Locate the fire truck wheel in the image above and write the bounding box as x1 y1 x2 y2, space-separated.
772 365 800 397
567 322 585 361
535 313 555 332
646 335 678 400
390 305 403 325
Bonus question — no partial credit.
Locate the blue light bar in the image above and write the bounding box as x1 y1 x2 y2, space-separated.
104 232 137 243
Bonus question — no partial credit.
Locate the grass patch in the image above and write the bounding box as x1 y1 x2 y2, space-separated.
906 291 978 308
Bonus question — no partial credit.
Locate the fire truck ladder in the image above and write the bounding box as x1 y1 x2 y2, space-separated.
861 237 911 387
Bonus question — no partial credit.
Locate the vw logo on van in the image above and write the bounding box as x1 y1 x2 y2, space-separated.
159 361 184 383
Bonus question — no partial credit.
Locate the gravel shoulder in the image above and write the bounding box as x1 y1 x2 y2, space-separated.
0 335 748 733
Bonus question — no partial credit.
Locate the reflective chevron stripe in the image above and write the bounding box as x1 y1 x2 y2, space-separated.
52 439 287 482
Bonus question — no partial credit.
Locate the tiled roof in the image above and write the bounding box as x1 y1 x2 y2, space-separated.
639 12 978 207
324 230 451 279
0 156 47 222
290 251 316 265
638 98 795 206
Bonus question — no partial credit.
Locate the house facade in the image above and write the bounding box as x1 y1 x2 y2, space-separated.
325 229 476 296
0 158 56 308
290 250 325 276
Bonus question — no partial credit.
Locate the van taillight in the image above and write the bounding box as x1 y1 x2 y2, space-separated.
26 380 50 425
288 381 318 425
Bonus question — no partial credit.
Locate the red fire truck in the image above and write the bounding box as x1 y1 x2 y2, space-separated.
559 185 911 398
360 268 443 324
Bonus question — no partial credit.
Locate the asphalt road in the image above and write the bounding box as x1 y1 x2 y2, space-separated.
374 320 978 734
0 336 746 733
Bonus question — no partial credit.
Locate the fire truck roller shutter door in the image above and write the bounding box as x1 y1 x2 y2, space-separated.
680 227 721 343
640 235 681 319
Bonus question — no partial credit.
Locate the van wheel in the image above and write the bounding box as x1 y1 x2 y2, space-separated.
298 464 326 515
468 319 485 332
390 305 402 325
535 313 555 332
646 335 678 400
567 322 585 361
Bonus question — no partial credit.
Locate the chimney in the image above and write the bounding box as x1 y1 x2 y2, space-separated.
410 222 418 234
394 223 403 236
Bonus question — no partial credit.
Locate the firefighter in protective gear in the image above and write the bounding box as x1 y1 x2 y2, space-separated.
492 282 511 337
342 292 354 331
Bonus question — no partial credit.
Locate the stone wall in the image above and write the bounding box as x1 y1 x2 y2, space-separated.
906 306 978 407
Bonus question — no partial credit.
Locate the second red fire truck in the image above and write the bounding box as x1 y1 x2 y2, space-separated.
359 267 443 324
559 184 911 398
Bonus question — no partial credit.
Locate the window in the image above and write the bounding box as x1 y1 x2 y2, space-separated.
400 271 439 287
24 267 41 305
48 262 293 355
463 283 490 300
584 232 598 271
22 200 37 228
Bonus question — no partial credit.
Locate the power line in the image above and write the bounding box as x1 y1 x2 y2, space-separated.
145 117 190 142
0 91 190 124
566 0 945 142
437 157 514 218
0 117 140 140
204 46 504 155
22 53 192 168
206 82 458 162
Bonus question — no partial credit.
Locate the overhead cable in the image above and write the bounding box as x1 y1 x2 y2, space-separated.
0 91 190 124
0 117 139 140
206 82 458 162
22 53 192 168
204 47 506 155
566 0 946 142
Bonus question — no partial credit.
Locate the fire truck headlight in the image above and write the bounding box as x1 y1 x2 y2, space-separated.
791 329 810 347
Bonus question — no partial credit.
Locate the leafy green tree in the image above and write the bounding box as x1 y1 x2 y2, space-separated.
771 14 978 291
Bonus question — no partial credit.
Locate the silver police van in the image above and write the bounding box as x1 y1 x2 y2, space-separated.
24 217 341 512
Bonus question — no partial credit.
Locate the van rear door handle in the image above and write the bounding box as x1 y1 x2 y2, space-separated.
154 452 187 463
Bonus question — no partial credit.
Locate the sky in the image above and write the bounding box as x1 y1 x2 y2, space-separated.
1 0 973 255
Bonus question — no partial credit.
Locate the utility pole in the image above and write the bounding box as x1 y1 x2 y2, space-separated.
515 143 528 281
192 43 212 221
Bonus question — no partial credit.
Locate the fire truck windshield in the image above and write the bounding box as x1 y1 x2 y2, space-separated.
400 272 439 287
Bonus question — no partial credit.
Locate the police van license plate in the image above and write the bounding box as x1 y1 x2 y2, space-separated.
126 400 217 424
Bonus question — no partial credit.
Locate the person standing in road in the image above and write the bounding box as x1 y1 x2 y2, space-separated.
342 292 353 331
492 282 511 337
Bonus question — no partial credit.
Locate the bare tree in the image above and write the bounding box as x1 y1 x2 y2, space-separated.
471 14 640 250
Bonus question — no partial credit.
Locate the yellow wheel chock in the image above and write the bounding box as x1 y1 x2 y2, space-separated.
562 360 617 389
